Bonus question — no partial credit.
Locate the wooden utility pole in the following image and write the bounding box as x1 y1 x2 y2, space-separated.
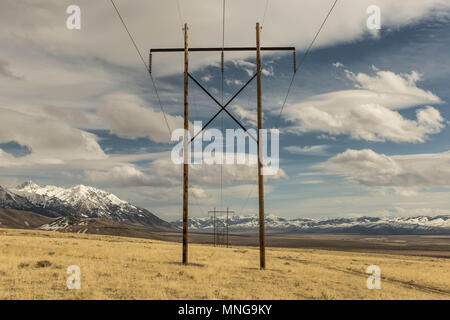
256 22 265 270
182 23 189 265
150 25 294 268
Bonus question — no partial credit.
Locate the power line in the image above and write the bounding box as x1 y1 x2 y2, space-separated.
109 0 173 139
175 0 184 29
238 180 258 215
261 0 270 29
274 0 339 128
220 0 226 210
191 194 208 217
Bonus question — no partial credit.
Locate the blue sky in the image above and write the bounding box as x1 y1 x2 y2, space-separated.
1 1 450 221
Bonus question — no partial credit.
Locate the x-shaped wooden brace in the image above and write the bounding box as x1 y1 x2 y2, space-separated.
188 73 258 144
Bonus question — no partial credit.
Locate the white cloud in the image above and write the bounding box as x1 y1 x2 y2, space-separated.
297 180 326 185
232 60 256 77
0 107 105 167
191 187 209 199
84 165 170 187
42 105 90 125
0 1 447 133
1 0 449 77
284 145 328 155
230 104 257 127
278 190 450 218
261 66 274 77
148 152 288 186
76 150 287 189
201 75 212 82
281 68 444 142
232 59 273 77
315 148 450 188
97 93 186 143
226 79 243 86
317 134 336 141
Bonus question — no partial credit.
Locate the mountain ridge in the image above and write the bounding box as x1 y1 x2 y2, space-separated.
172 214 450 235
0 181 176 232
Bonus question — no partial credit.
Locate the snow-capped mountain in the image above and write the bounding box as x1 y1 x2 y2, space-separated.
14 181 129 219
0 181 176 231
172 214 450 235
0 185 34 211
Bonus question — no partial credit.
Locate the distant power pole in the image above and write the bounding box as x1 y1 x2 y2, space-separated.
209 208 234 247
226 207 229 248
150 23 295 270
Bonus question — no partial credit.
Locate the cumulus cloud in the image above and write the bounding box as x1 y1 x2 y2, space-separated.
97 93 186 143
79 149 287 189
148 153 288 186
230 104 257 127
315 148 450 188
232 60 255 77
232 60 274 77
281 68 444 142
0 108 105 167
84 165 170 187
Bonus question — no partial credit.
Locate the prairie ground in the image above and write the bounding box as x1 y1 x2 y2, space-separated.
0 228 449 299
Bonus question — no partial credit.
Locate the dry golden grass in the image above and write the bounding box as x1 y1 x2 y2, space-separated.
0 228 449 300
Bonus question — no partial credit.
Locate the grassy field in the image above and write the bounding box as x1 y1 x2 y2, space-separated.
0 228 449 299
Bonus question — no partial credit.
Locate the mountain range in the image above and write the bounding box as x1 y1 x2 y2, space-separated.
2 181 450 236
0 181 176 232
172 214 450 235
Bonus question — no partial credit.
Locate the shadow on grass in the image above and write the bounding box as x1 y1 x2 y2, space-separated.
165 261 206 268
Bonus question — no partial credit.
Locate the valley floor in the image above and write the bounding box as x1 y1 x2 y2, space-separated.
0 228 449 299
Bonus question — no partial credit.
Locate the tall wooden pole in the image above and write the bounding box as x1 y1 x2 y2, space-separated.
182 24 189 265
256 22 265 270
226 207 229 248
213 207 216 247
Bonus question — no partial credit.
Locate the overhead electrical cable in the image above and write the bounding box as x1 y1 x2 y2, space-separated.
274 0 338 128
175 0 184 31
261 0 270 29
109 0 173 140
220 0 226 210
